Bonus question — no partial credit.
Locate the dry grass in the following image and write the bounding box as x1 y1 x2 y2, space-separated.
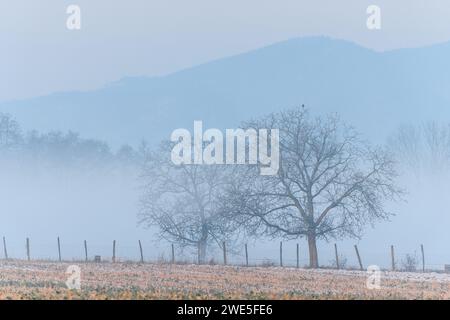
0 260 449 300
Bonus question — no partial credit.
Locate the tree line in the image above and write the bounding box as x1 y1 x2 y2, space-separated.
0 112 141 169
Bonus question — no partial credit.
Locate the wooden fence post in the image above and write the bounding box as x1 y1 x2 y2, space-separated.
26 238 30 261
421 244 425 272
197 244 200 265
112 240 116 263
139 240 144 263
391 245 395 271
57 237 62 262
171 243 175 264
84 240 88 262
334 243 340 269
245 244 249 267
279 242 283 267
3 236 8 260
354 245 363 271
223 242 227 265
296 243 299 268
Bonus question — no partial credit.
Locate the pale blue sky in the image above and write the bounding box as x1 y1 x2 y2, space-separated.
2 0 450 102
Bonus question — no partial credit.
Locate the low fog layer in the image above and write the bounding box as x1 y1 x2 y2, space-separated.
0 117 162 261
1 113 450 270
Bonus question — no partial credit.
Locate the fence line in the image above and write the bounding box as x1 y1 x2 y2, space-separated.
0 236 447 272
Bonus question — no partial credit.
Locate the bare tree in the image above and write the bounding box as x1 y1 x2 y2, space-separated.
388 124 422 170
138 142 234 264
389 122 450 173
0 113 22 150
223 107 401 268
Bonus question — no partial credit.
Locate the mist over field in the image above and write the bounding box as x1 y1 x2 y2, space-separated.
2 36 450 271
0 125 160 261
1 109 450 270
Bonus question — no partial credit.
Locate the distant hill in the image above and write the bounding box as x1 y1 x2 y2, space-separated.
2 36 450 147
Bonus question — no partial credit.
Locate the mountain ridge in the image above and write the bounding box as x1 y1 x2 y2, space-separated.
2 36 450 147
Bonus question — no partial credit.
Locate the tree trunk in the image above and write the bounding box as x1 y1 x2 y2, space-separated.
307 233 319 268
197 241 207 264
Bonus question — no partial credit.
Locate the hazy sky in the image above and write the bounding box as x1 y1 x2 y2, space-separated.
2 0 450 102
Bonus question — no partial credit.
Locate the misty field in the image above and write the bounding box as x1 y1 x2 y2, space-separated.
0 261 450 300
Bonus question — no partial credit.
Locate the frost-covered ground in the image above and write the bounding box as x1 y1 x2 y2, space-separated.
0 260 449 300
304 267 450 284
